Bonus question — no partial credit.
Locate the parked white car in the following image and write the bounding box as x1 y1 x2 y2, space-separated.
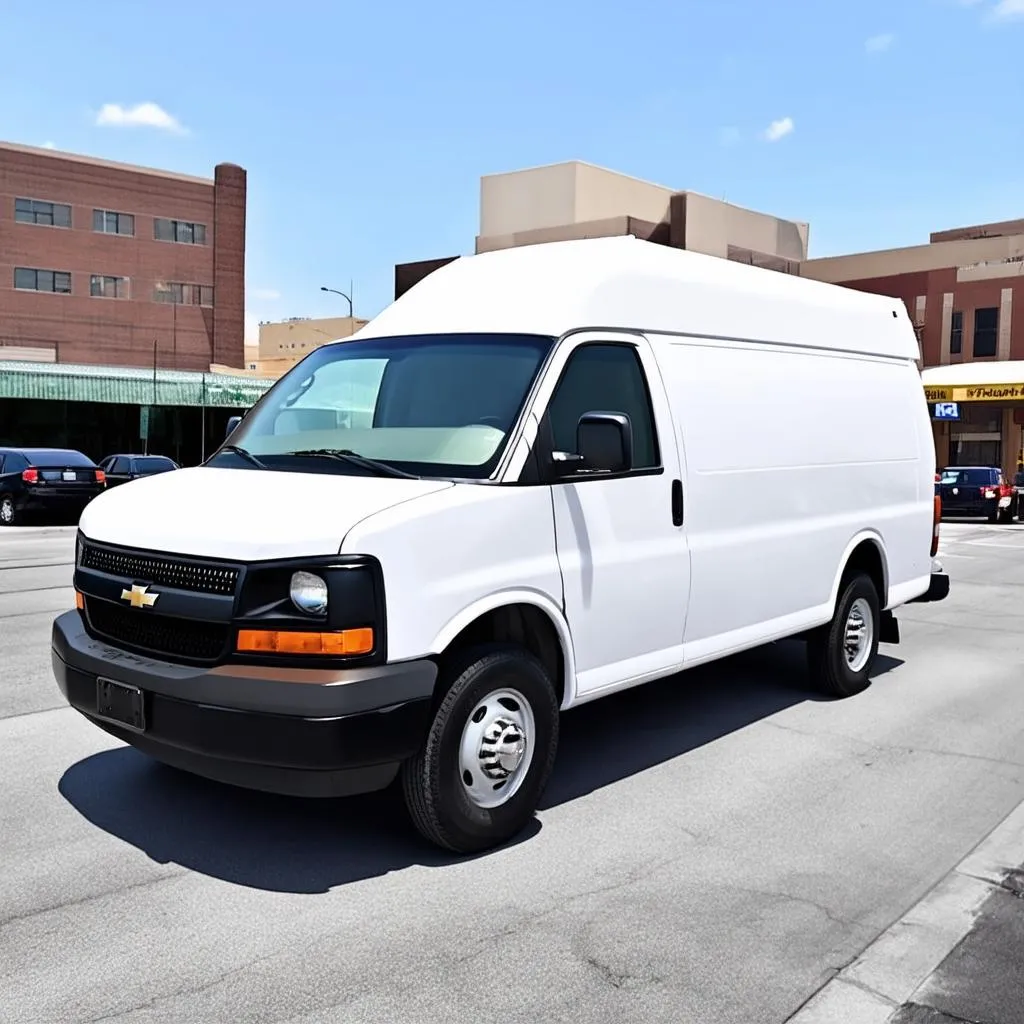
52 236 948 853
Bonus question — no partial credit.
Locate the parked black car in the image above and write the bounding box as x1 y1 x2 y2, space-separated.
0 448 107 526
98 453 179 488
936 465 1015 523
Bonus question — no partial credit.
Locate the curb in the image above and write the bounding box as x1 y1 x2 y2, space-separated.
787 798 1024 1022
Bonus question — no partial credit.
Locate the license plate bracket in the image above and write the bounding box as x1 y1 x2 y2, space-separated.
96 678 146 733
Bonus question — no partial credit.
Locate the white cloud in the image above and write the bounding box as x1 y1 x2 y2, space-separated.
249 288 281 301
763 116 794 142
992 0 1024 18
865 32 895 52
95 102 186 134
41 141 56 149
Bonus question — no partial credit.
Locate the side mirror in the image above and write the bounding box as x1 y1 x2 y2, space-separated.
225 415 242 440
551 411 633 476
578 411 633 473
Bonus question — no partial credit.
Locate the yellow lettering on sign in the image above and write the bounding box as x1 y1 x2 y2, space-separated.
923 383 1024 402
958 384 1024 402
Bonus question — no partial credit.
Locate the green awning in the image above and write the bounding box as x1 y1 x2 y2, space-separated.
0 361 276 408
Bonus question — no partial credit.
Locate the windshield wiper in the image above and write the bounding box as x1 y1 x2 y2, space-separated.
217 444 269 470
287 449 419 479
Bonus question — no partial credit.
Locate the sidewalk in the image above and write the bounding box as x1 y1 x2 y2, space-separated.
789 799 1024 1024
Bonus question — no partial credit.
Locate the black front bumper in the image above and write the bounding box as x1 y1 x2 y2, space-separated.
51 611 437 798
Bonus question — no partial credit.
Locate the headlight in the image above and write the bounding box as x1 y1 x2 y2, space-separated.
289 571 328 615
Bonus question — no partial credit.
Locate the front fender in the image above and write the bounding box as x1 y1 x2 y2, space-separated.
430 588 578 710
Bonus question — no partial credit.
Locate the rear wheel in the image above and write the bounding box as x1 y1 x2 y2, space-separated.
401 645 559 854
806 572 880 698
0 495 16 527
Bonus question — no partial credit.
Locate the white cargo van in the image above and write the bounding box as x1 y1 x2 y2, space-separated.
52 236 948 853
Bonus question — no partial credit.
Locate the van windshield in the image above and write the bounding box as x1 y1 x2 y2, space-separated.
219 332 555 479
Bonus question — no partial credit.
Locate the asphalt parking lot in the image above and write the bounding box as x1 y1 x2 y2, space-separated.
2 521 1023 1024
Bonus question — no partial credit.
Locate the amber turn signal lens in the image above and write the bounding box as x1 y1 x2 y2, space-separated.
236 627 374 656
75 591 84 610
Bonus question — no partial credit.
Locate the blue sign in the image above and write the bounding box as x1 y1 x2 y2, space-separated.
933 402 960 420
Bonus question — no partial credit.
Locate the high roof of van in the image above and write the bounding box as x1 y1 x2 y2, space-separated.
355 235 919 361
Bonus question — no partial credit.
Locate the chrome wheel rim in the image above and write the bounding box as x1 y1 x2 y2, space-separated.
0 498 12 524
844 597 874 673
458 688 535 809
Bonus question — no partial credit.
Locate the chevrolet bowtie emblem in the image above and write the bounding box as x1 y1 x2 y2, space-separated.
121 584 159 609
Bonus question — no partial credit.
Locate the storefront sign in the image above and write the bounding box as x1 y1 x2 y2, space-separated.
933 402 960 420
924 383 1024 403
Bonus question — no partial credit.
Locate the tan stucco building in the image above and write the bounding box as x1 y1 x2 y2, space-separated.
396 160 808 299
229 315 370 378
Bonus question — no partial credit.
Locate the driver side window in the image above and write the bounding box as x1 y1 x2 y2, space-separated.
547 344 660 469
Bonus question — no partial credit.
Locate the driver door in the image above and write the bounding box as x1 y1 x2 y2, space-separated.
530 333 690 699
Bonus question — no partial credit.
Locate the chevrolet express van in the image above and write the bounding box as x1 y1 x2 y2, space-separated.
52 236 949 854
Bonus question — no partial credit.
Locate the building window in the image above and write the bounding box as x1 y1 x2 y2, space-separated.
93 209 135 236
973 307 999 358
950 310 963 355
154 217 207 245
15 197 72 228
14 267 72 293
90 275 130 299
153 281 214 306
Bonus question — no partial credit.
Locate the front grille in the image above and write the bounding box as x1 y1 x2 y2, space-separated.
85 598 230 662
81 544 239 596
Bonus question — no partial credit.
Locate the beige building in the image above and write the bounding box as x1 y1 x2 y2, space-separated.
228 315 370 378
475 161 809 269
258 315 368 360
396 161 810 300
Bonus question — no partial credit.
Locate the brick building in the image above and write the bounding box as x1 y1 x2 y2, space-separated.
0 141 246 372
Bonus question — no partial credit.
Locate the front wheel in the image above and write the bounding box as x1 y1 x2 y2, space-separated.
401 645 559 854
806 572 880 698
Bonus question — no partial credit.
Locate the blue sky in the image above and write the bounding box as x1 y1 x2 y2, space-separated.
2 0 1022 342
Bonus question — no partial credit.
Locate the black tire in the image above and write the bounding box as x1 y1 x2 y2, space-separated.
401 645 559 854
0 494 16 527
806 572 881 698
998 506 1013 524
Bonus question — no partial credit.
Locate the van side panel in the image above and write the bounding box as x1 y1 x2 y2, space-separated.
655 336 932 660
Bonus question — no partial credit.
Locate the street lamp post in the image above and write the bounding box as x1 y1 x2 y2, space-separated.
320 282 354 319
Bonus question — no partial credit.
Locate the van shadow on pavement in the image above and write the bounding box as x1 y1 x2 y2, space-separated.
58 641 902 895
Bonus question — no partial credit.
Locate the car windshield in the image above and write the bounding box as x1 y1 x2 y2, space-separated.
217 332 555 479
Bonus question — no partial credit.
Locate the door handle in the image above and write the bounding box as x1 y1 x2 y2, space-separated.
671 479 684 526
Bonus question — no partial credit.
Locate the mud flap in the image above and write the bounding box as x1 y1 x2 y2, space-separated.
880 609 900 645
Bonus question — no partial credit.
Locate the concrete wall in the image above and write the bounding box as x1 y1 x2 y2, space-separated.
478 162 675 241
681 192 808 262
476 161 807 268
